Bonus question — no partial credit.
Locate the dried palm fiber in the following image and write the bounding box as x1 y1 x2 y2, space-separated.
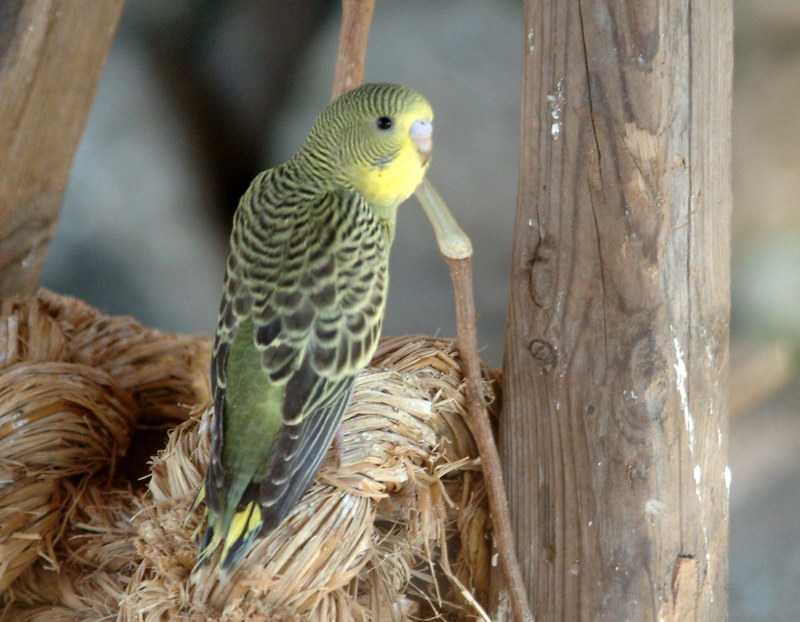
0 290 496 621
0 291 210 599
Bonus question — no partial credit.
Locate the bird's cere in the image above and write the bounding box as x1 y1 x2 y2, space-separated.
410 119 433 157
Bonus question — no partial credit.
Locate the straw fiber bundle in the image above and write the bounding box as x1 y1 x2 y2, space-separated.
0 290 496 621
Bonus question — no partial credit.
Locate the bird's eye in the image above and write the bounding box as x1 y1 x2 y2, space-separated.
376 116 394 130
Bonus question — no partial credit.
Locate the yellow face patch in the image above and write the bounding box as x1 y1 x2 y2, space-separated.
348 101 433 208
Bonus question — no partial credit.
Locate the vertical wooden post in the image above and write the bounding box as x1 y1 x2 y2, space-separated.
501 0 731 619
0 0 124 296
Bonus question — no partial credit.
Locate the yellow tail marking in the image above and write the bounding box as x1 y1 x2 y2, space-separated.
221 501 262 562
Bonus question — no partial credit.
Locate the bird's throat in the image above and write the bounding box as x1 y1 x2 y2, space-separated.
349 145 428 209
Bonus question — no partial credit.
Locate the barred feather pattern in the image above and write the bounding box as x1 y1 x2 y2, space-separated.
193 83 430 579
198 164 390 575
308 83 426 179
223 164 388 385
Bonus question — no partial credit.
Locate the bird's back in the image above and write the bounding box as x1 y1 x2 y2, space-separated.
195 165 391 578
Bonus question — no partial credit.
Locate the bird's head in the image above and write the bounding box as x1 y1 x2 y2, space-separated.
307 83 433 208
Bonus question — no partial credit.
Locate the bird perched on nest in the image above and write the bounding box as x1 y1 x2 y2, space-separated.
191 83 433 581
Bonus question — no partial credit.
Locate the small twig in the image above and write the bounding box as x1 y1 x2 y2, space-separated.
332 2 532 620
331 0 375 100
414 179 472 259
417 181 533 622
730 340 793 417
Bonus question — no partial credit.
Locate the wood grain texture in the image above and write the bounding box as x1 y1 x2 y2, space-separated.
0 0 123 296
500 1 732 620
331 0 374 100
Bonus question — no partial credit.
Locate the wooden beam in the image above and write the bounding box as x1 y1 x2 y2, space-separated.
501 0 732 619
0 0 124 296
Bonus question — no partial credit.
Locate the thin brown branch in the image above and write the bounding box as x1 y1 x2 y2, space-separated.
331 2 531 619
416 177 531 620
331 0 375 100
445 256 533 622
730 340 792 417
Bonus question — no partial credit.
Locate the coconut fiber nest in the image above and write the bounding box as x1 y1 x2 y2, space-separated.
0 290 497 621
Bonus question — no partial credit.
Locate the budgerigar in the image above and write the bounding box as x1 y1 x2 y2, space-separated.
192 83 433 580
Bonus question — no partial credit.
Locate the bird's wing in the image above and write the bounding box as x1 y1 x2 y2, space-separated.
204 178 388 555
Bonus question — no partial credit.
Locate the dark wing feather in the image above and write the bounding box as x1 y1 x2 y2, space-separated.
246 187 388 532
205 249 249 516
204 171 389 541
258 370 355 533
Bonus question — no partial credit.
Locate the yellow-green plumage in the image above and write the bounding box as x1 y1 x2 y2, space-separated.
192 83 433 580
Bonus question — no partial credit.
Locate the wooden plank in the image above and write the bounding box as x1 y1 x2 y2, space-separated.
0 0 124 296
500 0 732 619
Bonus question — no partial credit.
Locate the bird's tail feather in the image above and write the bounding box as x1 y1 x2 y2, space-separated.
189 485 263 583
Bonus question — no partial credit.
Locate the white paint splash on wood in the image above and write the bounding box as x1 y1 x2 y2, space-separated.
546 78 564 140
694 464 702 500
671 327 695 455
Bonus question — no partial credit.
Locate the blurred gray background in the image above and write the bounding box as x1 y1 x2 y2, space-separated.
40 1 800 619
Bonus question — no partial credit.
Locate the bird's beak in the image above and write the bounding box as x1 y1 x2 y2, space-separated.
410 119 433 165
